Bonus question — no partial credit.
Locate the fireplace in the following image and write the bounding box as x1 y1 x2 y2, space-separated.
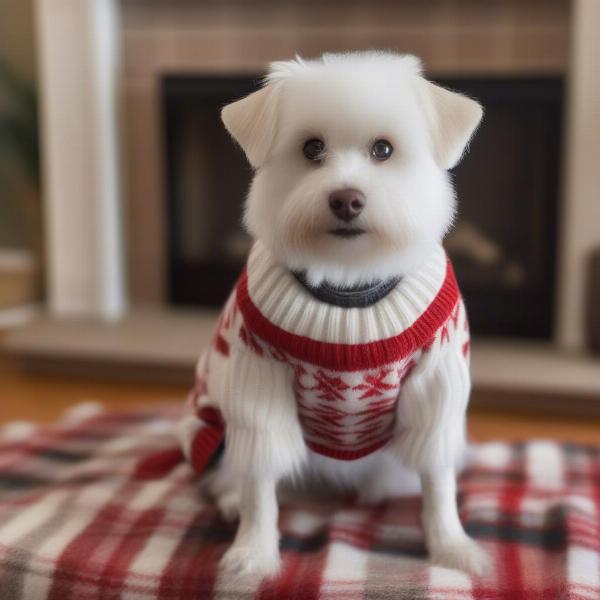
162 75 563 338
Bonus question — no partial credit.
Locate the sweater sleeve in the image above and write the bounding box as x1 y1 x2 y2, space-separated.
178 288 308 478
215 342 307 478
392 298 471 472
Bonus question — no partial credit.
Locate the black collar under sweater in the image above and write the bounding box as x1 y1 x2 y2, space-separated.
292 271 401 308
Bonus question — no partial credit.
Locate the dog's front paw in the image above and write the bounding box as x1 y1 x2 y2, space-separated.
220 544 281 580
429 535 491 577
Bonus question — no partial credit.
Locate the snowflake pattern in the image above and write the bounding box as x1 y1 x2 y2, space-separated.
293 362 405 450
300 370 351 402
353 369 397 400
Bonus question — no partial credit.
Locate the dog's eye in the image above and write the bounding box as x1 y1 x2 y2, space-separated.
371 139 394 161
303 139 325 161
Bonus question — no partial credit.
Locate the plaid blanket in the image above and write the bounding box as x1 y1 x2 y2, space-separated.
0 404 598 600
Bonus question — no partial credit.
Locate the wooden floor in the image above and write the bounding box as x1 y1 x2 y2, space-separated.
1 353 599 444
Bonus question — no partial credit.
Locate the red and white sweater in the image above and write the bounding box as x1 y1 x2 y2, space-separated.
179 241 471 476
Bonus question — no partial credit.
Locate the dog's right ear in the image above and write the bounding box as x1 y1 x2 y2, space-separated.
417 79 483 170
221 84 280 168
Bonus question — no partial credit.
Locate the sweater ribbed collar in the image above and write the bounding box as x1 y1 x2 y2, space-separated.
241 241 450 345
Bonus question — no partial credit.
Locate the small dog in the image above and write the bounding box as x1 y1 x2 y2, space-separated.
178 51 487 578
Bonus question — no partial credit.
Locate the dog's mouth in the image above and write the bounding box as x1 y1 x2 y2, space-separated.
328 227 366 238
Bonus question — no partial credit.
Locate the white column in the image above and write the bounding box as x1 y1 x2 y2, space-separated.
35 0 126 319
556 0 600 350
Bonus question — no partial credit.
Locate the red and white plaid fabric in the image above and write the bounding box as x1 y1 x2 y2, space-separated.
0 405 598 600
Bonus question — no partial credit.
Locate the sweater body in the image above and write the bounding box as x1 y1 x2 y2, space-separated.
180 242 470 473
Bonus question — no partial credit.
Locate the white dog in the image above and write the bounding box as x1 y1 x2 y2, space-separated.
178 51 487 579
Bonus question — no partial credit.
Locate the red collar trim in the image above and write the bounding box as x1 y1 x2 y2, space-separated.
236 259 459 372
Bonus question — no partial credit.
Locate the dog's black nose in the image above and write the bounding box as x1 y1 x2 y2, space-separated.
328 189 365 222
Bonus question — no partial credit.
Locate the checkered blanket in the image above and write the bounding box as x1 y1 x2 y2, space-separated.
0 404 598 600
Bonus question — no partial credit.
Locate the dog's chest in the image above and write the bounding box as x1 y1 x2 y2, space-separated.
291 358 417 460
213 290 431 461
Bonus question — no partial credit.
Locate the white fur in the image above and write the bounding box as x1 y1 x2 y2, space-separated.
215 51 486 579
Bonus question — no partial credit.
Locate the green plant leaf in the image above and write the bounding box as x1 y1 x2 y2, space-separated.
0 62 40 188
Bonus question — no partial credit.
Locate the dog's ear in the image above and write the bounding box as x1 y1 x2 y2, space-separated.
221 84 280 168
418 79 483 169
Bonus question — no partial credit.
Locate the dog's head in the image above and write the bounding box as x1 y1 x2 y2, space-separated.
222 52 482 285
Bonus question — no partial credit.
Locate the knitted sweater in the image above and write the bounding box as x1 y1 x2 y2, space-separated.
179 241 471 475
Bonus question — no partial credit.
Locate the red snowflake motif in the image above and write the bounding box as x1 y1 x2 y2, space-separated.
422 335 436 353
304 425 346 445
451 303 460 328
311 370 350 402
293 363 308 381
294 366 318 393
397 360 416 383
239 324 264 357
354 397 395 415
312 405 349 426
440 323 450 345
356 405 396 425
353 369 397 400
296 397 350 425
354 423 385 441
463 340 470 358
214 333 229 356
269 346 288 363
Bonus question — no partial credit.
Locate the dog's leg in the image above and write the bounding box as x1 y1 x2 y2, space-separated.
220 474 281 578
392 303 489 574
420 466 490 575
213 348 306 580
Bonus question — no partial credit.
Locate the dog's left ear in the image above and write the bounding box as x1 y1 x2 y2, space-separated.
418 79 483 169
221 84 280 168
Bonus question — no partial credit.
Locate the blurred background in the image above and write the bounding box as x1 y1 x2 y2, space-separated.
1 0 599 439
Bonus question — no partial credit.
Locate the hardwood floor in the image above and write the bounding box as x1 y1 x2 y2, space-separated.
1 353 599 444
467 405 600 444
0 357 185 423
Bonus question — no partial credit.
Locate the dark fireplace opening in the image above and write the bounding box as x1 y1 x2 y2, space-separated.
163 75 562 338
